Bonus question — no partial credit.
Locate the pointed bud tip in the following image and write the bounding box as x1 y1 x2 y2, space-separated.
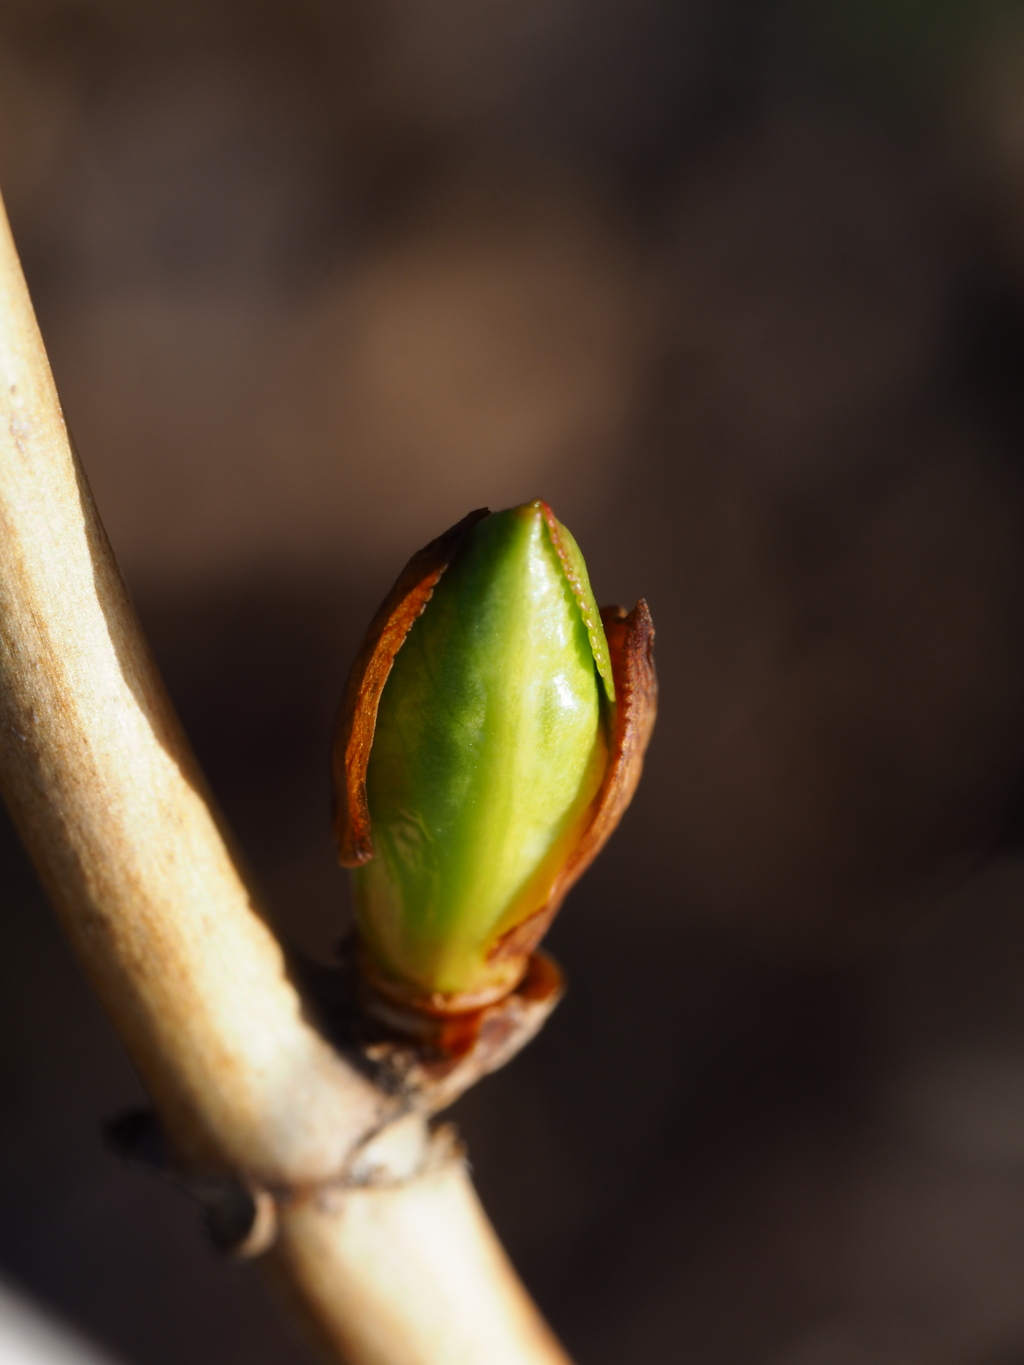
527 499 615 705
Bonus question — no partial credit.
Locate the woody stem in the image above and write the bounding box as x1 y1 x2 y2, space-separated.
0 187 570 1365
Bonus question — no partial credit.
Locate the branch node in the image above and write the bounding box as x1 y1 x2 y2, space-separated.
105 1107 466 1259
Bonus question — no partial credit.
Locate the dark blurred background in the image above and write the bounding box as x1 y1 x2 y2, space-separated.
5 1 1024 1361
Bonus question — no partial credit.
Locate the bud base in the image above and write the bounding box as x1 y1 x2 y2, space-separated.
358 951 565 1115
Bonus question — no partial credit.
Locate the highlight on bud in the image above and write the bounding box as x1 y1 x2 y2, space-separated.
333 500 656 1013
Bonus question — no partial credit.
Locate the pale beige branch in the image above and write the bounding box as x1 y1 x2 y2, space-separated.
0 188 571 1365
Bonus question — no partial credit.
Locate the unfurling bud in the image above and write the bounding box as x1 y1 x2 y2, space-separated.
334 500 656 1013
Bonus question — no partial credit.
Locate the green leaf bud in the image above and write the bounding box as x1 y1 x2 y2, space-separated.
334 500 656 1012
